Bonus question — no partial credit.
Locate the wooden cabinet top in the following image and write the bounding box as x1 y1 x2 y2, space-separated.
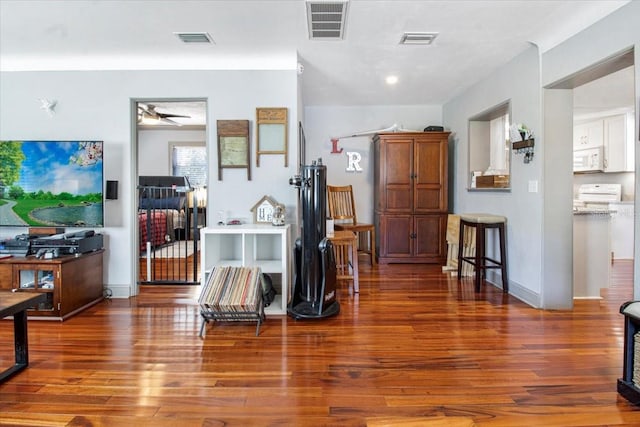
0 249 104 266
373 131 451 139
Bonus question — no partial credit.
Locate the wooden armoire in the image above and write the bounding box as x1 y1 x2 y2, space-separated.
373 131 450 264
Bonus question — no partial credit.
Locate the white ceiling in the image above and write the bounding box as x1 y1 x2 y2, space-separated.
573 66 636 119
0 0 632 125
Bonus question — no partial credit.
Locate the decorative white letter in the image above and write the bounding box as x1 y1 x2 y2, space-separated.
345 151 362 172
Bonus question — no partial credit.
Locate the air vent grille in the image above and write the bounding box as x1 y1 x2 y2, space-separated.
174 32 214 44
399 32 438 45
306 1 348 40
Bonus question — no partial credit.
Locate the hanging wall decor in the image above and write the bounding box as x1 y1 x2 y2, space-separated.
256 107 288 167
217 119 251 180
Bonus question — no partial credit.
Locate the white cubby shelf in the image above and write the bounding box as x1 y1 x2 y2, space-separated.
200 224 292 315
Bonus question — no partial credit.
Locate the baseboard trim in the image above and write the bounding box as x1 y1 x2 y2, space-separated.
486 271 541 308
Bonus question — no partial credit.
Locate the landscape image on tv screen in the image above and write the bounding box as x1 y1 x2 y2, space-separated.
0 140 104 227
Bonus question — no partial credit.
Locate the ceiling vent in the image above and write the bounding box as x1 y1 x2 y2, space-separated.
306 1 348 40
399 32 438 45
174 32 214 44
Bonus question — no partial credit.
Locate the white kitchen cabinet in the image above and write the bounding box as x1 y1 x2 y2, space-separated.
573 120 604 150
610 202 635 259
200 224 292 315
604 113 634 172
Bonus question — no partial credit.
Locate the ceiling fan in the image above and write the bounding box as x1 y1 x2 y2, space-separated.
137 103 191 126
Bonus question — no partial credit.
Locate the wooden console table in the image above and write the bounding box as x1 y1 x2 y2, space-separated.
0 291 47 382
0 250 104 320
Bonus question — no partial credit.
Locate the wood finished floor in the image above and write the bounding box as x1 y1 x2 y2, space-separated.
1 259 639 426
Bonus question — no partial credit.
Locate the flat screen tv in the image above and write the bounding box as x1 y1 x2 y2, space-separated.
0 140 104 227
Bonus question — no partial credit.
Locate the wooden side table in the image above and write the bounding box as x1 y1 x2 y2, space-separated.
328 230 359 293
0 291 47 382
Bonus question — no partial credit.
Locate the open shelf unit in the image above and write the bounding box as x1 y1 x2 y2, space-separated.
200 224 291 315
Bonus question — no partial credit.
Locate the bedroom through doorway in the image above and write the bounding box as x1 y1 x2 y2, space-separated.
135 99 208 286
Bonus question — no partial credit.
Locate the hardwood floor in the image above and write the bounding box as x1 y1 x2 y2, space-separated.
138 252 199 284
1 260 639 426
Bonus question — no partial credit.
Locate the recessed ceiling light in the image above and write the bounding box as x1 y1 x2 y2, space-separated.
174 32 214 44
385 75 399 85
399 32 438 45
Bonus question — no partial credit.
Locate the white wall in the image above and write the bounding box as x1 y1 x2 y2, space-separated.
443 45 543 306
541 1 640 299
138 128 206 176
0 69 298 297
303 105 442 224
442 1 640 308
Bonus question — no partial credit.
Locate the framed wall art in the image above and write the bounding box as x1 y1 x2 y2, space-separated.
217 120 250 180
256 107 288 167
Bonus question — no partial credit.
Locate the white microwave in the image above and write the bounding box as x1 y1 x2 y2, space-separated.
573 146 604 173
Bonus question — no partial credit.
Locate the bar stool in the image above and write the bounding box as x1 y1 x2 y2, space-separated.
327 230 359 293
457 213 508 293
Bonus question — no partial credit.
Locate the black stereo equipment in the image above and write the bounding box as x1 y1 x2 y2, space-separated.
424 125 444 132
31 231 103 255
0 238 32 256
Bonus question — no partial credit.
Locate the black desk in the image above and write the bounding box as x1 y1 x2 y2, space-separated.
0 290 46 382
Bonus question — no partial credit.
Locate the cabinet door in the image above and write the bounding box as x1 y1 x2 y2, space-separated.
13 264 59 315
574 120 604 150
380 138 413 212
414 138 447 213
604 114 627 172
414 215 447 262
610 203 634 259
379 215 412 258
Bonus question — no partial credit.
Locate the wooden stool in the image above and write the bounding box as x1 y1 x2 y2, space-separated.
328 230 359 293
457 213 508 293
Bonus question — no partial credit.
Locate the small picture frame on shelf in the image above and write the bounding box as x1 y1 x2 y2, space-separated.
250 195 279 223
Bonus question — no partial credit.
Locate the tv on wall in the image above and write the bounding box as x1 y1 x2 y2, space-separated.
0 140 104 227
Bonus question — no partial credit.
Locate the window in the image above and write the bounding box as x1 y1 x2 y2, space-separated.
171 143 206 187
489 114 509 173
468 102 511 189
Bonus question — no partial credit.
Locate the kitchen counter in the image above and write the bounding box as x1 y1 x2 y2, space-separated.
573 209 615 216
573 213 611 299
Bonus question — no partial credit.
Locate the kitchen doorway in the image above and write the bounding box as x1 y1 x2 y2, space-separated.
571 55 635 300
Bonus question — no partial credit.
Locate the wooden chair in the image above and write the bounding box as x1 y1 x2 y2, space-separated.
326 184 376 265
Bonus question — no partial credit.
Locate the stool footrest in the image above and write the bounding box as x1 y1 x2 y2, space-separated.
460 256 503 268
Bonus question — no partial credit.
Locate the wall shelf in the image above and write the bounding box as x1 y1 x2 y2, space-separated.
512 138 535 150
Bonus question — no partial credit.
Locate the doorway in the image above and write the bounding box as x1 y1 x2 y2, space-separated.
572 64 635 299
543 47 636 308
134 99 208 287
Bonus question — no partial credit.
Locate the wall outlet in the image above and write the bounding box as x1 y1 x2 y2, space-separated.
528 180 538 193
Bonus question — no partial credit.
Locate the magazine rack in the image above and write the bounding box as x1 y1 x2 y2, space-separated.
198 266 265 337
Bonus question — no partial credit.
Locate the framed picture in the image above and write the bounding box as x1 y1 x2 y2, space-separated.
217 120 250 180
256 107 288 167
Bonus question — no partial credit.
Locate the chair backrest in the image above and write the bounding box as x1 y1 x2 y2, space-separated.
327 185 357 225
